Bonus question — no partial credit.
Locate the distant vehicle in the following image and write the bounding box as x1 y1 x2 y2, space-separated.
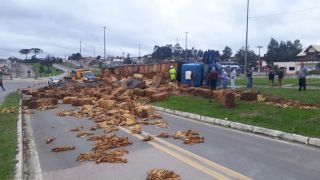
48 77 62 86
82 71 96 82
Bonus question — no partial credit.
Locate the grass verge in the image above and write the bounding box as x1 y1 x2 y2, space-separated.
154 95 320 138
31 63 64 77
248 88 320 104
0 92 20 180
236 77 320 86
61 62 77 69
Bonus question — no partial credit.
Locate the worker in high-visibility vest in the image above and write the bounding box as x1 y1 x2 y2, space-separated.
169 65 176 82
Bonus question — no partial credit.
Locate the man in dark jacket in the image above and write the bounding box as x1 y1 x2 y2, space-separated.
246 69 253 88
208 68 219 90
268 69 276 86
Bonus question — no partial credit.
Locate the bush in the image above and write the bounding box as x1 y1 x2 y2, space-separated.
309 70 320 75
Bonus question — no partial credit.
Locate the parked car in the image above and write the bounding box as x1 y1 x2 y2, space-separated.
48 77 62 86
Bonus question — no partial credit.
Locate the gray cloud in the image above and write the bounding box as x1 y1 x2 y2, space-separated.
1 0 320 59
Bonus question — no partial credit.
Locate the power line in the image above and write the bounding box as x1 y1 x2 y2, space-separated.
250 6 320 19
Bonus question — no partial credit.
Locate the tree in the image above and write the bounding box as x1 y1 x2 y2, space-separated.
221 46 232 61
202 50 220 64
30 48 43 59
152 44 172 61
172 43 183 58
265 38 302 64
19 49 31 60
234 47 258 67
68 53 82 60
96 55 101 60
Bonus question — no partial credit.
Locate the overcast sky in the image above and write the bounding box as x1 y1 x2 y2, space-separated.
1 0 320 59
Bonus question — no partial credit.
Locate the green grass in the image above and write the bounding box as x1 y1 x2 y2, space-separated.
31 63 64 77
61 62 77 69
154 96 320 138
236 77 320 86
0 92 20 180
248 88 320 104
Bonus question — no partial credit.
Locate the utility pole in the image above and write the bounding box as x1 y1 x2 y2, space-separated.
244 0 250 75
184 32 188 61
138 44 141 64
103 26 106 59
94 48 96 59
80 40 82 55
257 45 263 72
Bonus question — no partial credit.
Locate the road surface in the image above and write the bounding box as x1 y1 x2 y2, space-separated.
26 105 320 180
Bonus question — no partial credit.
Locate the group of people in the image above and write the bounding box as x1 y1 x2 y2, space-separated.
169 62 310 91
268 63 309 90
207 68 237 91
268 68 285 87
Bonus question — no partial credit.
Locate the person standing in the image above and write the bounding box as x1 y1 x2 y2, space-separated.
0 70 5 91
268 69 276 87
246 68 253 88
230 68 237 90
222 70 228 89
208 68 219 90
169 65 176 82
278 68 285 87
298 63 309 91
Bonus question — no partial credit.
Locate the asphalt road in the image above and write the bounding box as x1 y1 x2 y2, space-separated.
26 103 320 180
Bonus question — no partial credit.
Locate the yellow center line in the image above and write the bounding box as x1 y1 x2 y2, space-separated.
119 127 229 179
152 135 251 180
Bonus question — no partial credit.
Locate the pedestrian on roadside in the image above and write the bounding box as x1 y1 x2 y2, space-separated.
298 63 309 91
0 70 6 91
278 68 285 87
221 69 228 89
208 68 219 90
246 68 253 88
230 68 237 90
268 69 276 87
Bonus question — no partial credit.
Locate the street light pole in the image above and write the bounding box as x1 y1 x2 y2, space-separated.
80 40 82 55
184 32 188 61
139 44 141 64
244 0 250 75
257 45 263 72
103 26 106 59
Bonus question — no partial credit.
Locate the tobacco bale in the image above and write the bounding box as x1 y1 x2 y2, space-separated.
27 101 38 109
150 92 169 102
133 73 144 79
63 96 77 104
36 98 58 107
22 95 34 106
111 87 127 97
133 88 146 97
146 169 180 180
102 75 118 84
240 92 257 101
146 88 158 97
151 75 162 88
224 92 236 108
71 98 93 106
98 99 115 109
135 105 154 118
127 79 146 89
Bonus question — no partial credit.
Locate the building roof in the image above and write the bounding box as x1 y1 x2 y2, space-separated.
296 45 320 57
304 45 320 53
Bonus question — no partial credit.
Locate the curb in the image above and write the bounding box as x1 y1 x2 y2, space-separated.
153 106 320 148
14 99 23 180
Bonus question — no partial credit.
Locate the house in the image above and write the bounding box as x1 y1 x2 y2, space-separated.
273 62 301 75
296 45 320 65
